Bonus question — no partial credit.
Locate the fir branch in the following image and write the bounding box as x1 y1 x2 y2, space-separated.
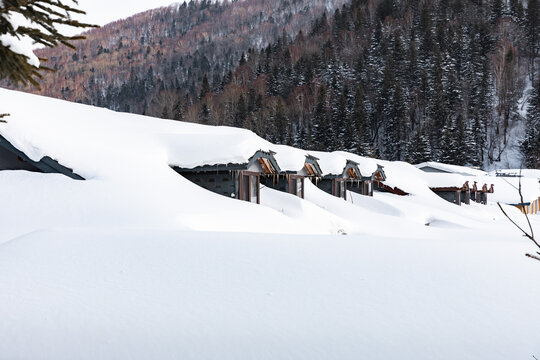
0 0 98 87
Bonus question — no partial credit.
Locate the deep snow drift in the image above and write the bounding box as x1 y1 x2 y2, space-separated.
0 88 539 359
1 229 540 360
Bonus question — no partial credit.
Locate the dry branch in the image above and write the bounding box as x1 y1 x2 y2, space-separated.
497 169 540 262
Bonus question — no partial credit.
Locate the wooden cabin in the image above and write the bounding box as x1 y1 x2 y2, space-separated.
262 155 322 199
461 181 471 205
349 164 389 197
470 182 493 204
478 183 494 205
470 181 478 203
0 133 83 180
431 180 493 206
430 181 470 205
171 150 281 204
316 160 361 200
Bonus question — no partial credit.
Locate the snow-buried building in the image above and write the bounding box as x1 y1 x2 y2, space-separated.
422 173 494 206
315 160 361 200
261 154 323 199
172 150 329 203
171 150 280 204
0 133 83 180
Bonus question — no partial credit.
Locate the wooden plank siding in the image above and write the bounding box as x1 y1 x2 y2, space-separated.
515 197 540 215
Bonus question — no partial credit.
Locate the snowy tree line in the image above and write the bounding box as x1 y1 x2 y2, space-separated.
180 0 539 168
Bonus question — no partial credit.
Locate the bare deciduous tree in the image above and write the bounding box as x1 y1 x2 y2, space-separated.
497 171 540 262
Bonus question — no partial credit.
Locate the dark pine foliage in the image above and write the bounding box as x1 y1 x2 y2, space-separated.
179 0 538 167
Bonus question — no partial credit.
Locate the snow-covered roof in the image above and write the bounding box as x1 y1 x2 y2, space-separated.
0 89 312 177
476 175 539 204
2 87 538 206
0 89 375 181
416 162 487 176
490 169 540 180
423 173 470 189
416 169 540 204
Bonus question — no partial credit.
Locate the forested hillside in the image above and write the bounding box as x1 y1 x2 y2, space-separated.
184 0 540 168
3 0 348 115
4 0 540 168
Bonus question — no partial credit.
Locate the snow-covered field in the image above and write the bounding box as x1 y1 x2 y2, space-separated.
0 88 540 359
1 229 540 359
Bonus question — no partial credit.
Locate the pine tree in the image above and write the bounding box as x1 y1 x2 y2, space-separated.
392 33 406 81
439 125 455 164
406 29 420 91
343 110 357 153
491 0 503 23
377 54 395 154
384 80 408 160
333 87 349 149
419 1 434 61
273 99 287 144
234 94 247 128
429 52 449 158
312 86 333 151
526 0 539 81
198 103 212 125
199 74 210 99
353 83 371 156
0 0 96 88
295 122 307 149
161 105 170 120
509 0 524 21
465 122 480 166
454 114 468 165
522 75 540 167
408 127 431 164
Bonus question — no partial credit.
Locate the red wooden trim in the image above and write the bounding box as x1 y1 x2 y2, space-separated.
375 181 408 196
430 187 461 192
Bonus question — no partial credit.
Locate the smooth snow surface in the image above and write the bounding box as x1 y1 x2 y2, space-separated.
1 88 540 359
0 229 540 360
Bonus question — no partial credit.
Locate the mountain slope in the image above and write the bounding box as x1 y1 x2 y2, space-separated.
182 0 539 169
3 0 348 116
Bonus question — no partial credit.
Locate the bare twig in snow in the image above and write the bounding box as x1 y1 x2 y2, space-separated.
526 254 540 261
497 168 540 262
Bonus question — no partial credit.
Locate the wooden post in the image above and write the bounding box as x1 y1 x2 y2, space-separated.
256 176 260 204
